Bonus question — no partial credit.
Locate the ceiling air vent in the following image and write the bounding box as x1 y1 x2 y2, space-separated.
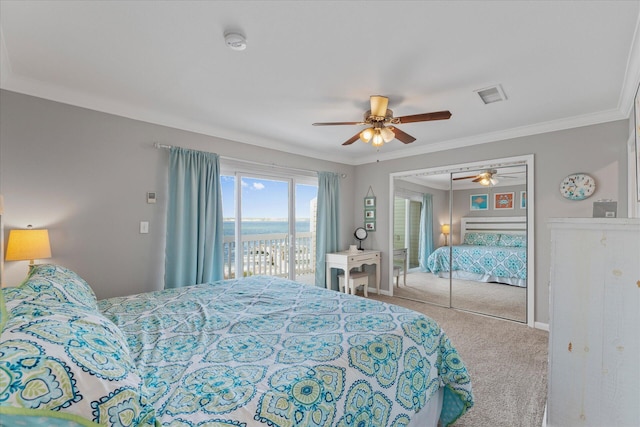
475 84 507 104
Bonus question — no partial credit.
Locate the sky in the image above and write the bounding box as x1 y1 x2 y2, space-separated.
221 175 317 219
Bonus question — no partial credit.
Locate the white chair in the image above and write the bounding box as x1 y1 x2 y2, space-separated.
338 271 369 296
393 266 401 287
393 248 407 287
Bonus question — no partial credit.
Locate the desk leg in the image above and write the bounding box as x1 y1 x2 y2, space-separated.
403 259 407 286
375 262 380 295
325 265 331 290
345 269 351 295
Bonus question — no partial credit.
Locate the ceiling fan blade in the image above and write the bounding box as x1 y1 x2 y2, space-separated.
472 177 483 182
342 132 361 146
452 175 477 181
389 126 416 144
396 110 452 124
370 95 389 117
312 121 364 126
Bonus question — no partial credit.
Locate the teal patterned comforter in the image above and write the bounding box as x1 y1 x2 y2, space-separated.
427 245 527 286
98 276 473 426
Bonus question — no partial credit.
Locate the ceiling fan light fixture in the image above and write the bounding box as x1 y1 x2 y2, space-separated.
479 176 499 186
380 126 395 143
359 128 374 143
372 130 385 147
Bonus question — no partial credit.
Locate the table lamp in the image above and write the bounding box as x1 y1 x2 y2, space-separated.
441 224 450 245
5 226 52 271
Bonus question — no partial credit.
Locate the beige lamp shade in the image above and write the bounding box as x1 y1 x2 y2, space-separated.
441 224 451 235
5 229 52 264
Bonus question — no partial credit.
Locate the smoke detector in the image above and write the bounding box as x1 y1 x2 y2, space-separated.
224 33 247 51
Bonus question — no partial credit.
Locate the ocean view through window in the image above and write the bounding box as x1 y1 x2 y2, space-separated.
221 173 318 281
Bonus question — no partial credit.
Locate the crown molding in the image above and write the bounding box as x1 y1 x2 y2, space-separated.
356 108 627 165
0 54 633 168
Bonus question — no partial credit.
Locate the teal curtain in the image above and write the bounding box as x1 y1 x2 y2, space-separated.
165 147 224 288
418 193 434 271
315 172 341 289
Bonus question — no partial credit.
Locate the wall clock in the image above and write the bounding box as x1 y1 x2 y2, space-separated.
560 173 596 200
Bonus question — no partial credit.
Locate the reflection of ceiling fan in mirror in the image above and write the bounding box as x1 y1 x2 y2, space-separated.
312 95 451 148
453 169 521 186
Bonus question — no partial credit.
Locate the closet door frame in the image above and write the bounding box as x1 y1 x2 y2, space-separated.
389 154 535 327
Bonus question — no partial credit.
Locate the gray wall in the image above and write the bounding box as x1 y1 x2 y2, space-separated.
451 184 527 244
1 90 631 324
0 90 355 298
354 119 630 324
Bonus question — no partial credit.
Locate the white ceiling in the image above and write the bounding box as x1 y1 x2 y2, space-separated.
1 1 639 166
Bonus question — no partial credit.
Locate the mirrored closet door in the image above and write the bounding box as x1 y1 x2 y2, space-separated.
391 157 532 324
448 165 527 322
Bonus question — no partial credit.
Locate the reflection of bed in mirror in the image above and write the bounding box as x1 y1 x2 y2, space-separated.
426 216 527 287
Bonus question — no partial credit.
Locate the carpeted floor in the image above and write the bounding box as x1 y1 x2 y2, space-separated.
393 271 527 323
369 294 548 427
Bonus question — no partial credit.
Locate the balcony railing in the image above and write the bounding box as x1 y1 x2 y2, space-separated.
223 232 315 279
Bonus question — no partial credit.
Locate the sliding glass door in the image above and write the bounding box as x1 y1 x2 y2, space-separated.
221 171 317 282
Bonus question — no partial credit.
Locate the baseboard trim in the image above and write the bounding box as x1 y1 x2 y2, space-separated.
535 322 549 331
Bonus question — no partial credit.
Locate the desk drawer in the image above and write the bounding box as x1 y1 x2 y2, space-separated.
348 253 380 263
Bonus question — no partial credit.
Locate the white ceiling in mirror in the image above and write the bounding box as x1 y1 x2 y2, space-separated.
399 165 526 190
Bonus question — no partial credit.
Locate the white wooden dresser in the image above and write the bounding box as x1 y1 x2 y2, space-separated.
547 218 640 426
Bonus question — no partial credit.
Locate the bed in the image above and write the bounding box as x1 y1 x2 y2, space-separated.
427 217 527 287
0 264 474 427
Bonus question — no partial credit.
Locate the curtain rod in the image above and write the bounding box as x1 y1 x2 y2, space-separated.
154 143 347 178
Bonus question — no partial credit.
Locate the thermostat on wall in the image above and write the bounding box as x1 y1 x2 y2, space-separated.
147 192 156 204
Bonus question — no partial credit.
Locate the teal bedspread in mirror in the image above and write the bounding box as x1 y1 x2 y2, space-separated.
98 276 474 426
427 245 527 286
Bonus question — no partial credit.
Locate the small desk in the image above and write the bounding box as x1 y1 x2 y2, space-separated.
325 250 381 295
393 248 407 286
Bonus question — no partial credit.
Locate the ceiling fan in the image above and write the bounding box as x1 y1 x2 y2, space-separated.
453 169 521 186
312 95 451 148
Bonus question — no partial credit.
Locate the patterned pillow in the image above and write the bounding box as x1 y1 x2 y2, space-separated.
0 291 158 427
498 234 527 247
462 232 500 246
15 264 98 311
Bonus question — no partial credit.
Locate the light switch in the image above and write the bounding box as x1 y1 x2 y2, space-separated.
140 221 149 234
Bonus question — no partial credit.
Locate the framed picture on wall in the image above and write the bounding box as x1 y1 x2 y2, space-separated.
365 209 375 219
365 221 376 231
364 196 376 207
470 194 488 211
495 192 515 210
520 191 527 209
